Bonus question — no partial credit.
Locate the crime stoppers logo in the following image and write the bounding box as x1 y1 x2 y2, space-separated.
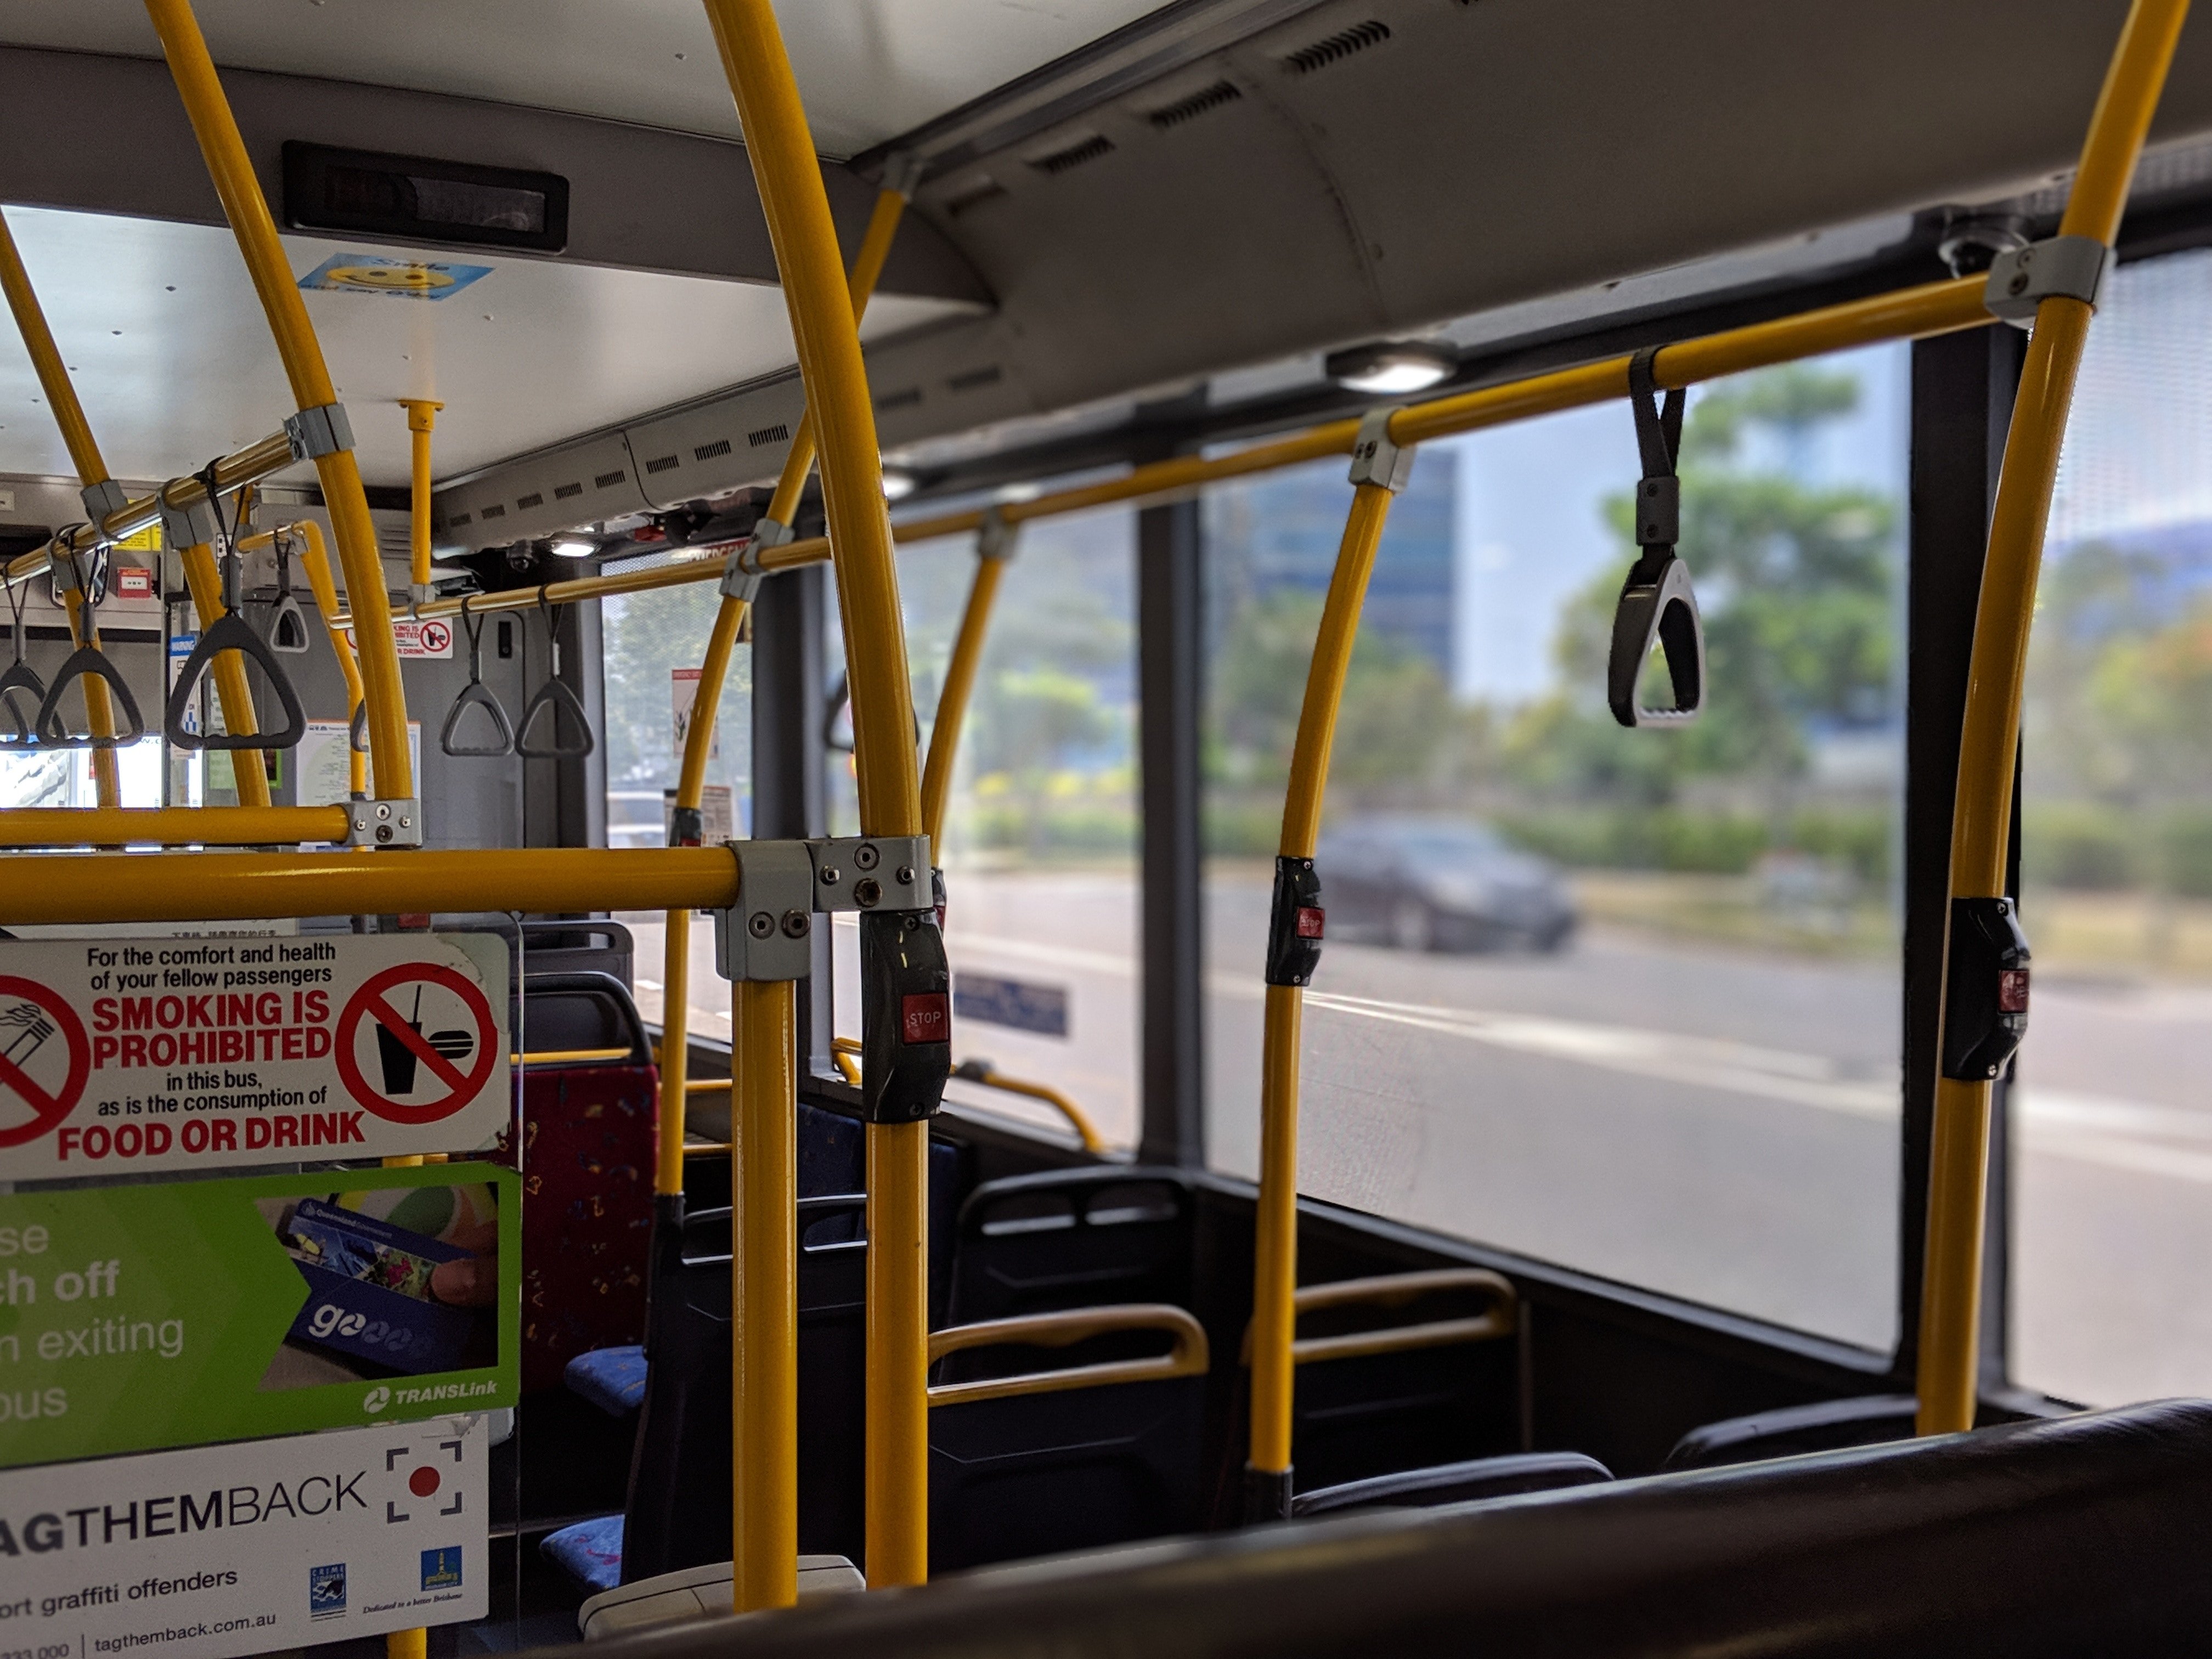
308 1563 347 1620
361 1386 391 1415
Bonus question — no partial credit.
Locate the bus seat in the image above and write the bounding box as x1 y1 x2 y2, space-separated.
946 1167 1200 1325
1662 1393 1922 1470
567 1345 648 1417
1290 1452 1612 1517
542 1512 625 1594
1229 1270 1522 1504
619 1194 873 1583
602 1400 2212 1657
929 1306 1210 1576
499 972 659 1395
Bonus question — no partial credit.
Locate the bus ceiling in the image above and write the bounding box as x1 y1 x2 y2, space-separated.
5 0 2212 509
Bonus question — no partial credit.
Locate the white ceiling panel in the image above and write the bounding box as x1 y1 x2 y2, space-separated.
0 0 1173 160
0 207 969 492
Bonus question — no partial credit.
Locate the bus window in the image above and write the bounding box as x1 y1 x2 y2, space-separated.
2016 246 2212 1406
1205 343 1911 1350
603 556 751 1036
830 504 1141 1149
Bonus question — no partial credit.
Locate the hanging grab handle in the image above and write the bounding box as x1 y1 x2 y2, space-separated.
515 596 594 759
1607 346 1705 728
0 580 44 748
36 647 146 750
161 465 308 752
441 599 516 758
268 532 311 654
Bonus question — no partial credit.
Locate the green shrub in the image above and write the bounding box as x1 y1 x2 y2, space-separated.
2023 802 2137 890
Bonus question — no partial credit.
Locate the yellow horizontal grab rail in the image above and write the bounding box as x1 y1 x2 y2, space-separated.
685 1077 733 1094
682 1139 733 1156
357 273 1997 632
0 847 739 927
952 1060 1106 1153
926 1305 1209 1408
2 431 297 590
511 1047 636 1067
1239 1269 1517 1365
0 806 352 848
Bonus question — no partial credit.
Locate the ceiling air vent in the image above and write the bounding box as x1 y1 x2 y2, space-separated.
644 454 680 475
595 469 627 489
947 365 1003 393
516 492 543 510
876 387 923 413
944 178 1006 217
693 438 733 462
478 503 506 520
449 512 471 527
1146 81 1243 129
554 482 583 500
746 423 791 449
1027 133 1115 176
1280 19 1390 74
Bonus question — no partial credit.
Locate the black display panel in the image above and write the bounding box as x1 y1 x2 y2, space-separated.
282 142 568 253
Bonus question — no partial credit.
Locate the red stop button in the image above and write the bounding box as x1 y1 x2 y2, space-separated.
901 992 950 1045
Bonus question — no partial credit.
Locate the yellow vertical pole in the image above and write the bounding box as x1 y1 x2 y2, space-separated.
175 541 273 810
0 211 122 806
402 400 444 599
1248 472 1402 1517
703 0 932 1590
143 0 413 802
732 978 798 1610
285 523 369 798
919 517 1013 850
1915 0 2191 1435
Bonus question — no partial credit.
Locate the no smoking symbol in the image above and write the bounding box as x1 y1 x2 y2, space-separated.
335 963 498 1125
0 977 88 1148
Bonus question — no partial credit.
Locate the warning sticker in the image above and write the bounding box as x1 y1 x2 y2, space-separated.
0 934 508 1178
346 620 453 661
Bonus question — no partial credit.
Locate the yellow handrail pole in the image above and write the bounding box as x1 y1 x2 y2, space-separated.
705 0 932 1595
143 0 412 801
919 518 1012 849
0 211 124 805
402 400 443 600
1915 0 2191 1437
0 846 741 928
244 522 368 797
1248 470 1402 1520
654 187 907 1203
0 805 349 848
175 540 273 810
733 977 799 1612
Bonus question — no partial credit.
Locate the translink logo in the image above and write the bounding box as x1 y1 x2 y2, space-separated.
361 1386 390 1415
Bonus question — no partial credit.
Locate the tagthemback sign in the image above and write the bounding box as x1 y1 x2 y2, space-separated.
0 935 509 1178
0 1417 489 1659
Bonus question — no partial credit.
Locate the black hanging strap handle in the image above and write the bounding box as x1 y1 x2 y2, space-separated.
0 579 44 747
33 538 146 751
515 595 595 760
268 531 311 654
162 460 308 752
1607 347 1706 729
442 598 516 758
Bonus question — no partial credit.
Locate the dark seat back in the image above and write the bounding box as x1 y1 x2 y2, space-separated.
620 1194 871 1582
948 1166 1200 1325
1663 1392 1921 1470
585 1401 2212 1658
929 1307 1210 1576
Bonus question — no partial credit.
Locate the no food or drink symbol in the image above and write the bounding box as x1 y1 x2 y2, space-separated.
336 963 498 1126
0 977 88 1148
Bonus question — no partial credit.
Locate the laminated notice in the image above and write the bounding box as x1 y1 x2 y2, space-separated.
0 934 509 1179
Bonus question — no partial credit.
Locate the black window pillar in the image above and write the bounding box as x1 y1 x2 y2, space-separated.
1901 322 2025 1396
1138 496 1207 1165
753 562 833 1077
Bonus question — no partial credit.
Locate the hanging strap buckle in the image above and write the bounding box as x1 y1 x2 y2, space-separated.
1607 347 1706 728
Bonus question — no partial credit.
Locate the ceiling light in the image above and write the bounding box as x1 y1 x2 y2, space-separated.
1324 338 1457 396
549 536 597 559
880 467 918 501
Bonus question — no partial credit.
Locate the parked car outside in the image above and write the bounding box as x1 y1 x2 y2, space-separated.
1314 817 1578 953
